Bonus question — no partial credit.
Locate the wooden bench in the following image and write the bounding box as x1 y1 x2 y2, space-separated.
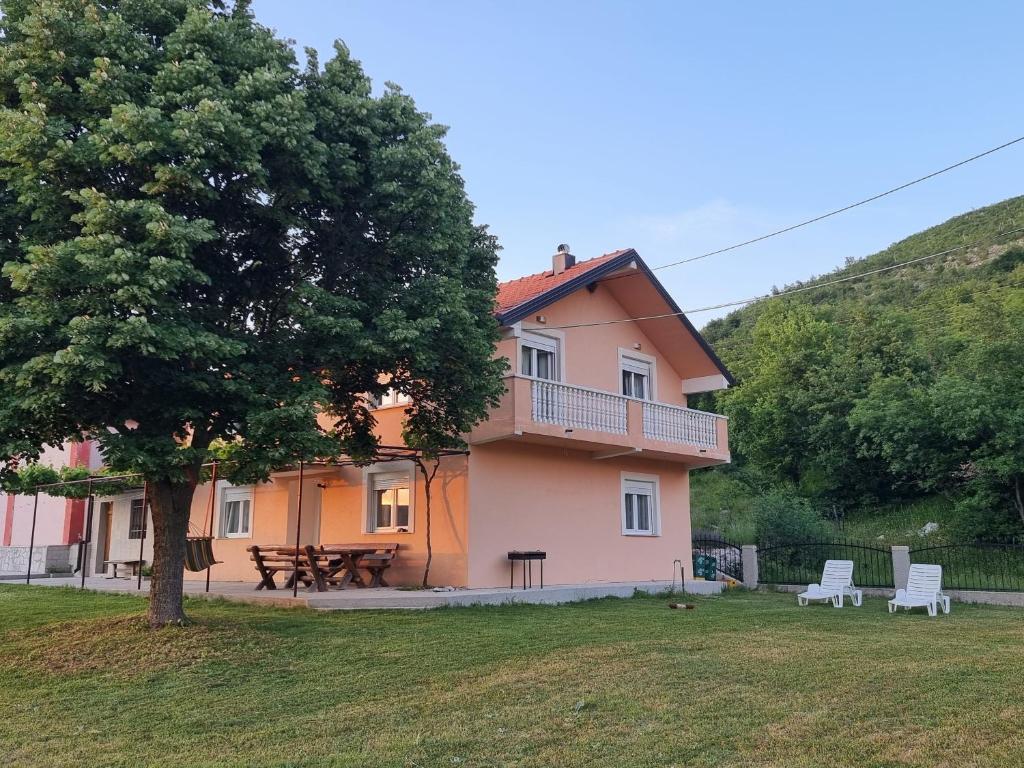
247 545 316 591
103 559 144 579
356 543 400 588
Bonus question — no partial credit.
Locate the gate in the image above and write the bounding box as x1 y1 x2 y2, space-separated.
691 536 744 582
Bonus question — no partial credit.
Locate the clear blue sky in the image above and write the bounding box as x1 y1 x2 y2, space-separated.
252 1 1023 325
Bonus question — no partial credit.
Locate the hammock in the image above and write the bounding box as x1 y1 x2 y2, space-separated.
184 536 220 571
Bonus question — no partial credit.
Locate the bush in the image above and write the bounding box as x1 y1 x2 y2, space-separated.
690 468 759 542
754 489 831 545
951 486 1024 541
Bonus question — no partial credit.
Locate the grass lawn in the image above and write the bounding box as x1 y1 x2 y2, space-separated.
1 586 1023 767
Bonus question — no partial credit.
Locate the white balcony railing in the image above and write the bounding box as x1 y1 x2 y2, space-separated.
531 380 628 434
642 401 721 449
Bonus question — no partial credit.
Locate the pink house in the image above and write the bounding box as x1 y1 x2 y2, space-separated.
0 441 101 573
22 247 732 589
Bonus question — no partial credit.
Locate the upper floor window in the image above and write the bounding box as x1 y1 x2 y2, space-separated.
128 497 146 540
521 332 559 381
621 355 653 400
220 486 253 538
371 388 411 408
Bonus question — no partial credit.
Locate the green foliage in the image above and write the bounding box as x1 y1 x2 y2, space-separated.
1 461 141 498
753 489 831 545
0 0 505 622
703 197 1024 537
690 467 761 542
0 0 504 484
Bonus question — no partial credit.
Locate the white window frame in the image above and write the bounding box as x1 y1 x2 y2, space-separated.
363 462 415 534
620 472 661 536
219 485 254 539
618 348 657 401
371 387 411 409
519 329 564 381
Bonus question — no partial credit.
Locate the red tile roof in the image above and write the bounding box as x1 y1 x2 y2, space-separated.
495 249 630 316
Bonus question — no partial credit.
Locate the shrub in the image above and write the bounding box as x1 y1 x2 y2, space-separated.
754 489 831 545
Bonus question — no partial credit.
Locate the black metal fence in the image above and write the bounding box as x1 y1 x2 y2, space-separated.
757 539 894 588
691 536 744 582
910 540 1024 592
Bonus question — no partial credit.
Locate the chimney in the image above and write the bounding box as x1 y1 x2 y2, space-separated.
552 243 575 275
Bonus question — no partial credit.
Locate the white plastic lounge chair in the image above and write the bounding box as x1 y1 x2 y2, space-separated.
888 564 951 617
797 559 863 608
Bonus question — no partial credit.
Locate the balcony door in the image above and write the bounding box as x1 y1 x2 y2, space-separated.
522 332 561 422
521 332 559 381
621 356 653 401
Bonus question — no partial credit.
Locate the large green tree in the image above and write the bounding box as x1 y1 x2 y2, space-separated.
0 0 504 625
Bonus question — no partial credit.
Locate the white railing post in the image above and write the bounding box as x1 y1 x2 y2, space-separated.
529 379 723 449
531 379 627 434
641 401 722 449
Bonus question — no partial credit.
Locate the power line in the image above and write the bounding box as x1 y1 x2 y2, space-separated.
646 134 1024 272
547 226 1024 329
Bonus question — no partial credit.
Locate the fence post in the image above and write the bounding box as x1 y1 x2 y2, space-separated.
741 544 759 588
891 545 910 590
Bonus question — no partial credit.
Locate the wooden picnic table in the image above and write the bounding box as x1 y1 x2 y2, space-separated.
249 543 399 592
304 545 379 591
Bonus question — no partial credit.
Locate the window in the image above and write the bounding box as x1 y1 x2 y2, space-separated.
520 332 559 381
621 356 653 400
369 471 411 532
371 388 411 408
622 476 659 536
128 498 146 540
220 486 253 538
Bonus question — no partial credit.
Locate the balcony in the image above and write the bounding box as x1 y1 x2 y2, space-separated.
468 377 729 466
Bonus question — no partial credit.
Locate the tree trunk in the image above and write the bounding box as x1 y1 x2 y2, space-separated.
147 477 200 627
418 459 440 589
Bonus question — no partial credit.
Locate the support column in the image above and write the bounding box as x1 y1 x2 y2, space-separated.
891 545 910 590
741 544 759 589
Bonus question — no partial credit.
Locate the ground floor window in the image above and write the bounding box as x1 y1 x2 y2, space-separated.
128 497 146 539
220 486 253 538
621 475 659 536
368 470 412 532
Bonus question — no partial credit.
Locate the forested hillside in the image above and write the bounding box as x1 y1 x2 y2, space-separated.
694 196 1024 541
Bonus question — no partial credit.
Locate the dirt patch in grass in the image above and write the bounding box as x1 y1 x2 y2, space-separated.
0 614 279 678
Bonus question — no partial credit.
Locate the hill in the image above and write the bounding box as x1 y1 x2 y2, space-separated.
693 196 1024 542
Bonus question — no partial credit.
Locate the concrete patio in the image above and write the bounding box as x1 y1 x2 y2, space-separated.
7 575 725 610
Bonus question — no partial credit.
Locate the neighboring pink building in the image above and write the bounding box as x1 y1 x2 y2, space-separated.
17 247 733 588
0 441 101 573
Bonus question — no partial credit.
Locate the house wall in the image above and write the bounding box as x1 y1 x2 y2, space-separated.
87 491 153 575
315 455 469 587
466 441 692 589
504 283 689 407
174 450 469 587
182 477 292 582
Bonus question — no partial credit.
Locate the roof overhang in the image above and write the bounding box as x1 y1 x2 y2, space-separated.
496 249 734 385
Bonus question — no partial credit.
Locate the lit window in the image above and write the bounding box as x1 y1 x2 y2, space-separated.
520 332 559 381
369 471 412 531
622 477 659 536
128 498 146 540
621 356 653 400
220 487 253 538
